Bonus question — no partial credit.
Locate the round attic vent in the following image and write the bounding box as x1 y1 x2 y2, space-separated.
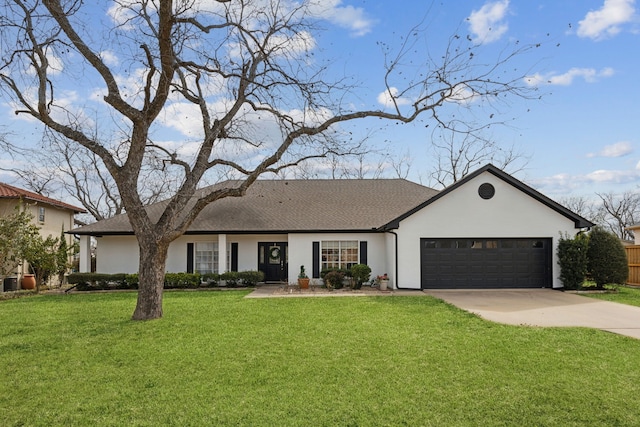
478 183 495 200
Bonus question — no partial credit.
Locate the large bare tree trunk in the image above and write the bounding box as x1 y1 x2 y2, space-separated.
132 238 169 321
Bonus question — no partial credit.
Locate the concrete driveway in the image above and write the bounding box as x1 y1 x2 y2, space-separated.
423 289 640 340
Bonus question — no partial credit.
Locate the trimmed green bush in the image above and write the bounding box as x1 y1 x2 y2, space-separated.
125 274 139 289
220 271 240 287
323 270 345 290
164 273 201 289
68 270 263 290
350 264 371 290
320 268 349 279
557 233 589 290
587 227 628 288
238 270 264 286
67 273 130 290
201 273 220 286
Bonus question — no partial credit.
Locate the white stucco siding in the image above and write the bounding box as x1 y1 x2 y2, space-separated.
395 172 582 289
287 233 387 284
96 236 139 273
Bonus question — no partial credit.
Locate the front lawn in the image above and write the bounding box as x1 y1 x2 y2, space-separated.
2 291 640 426
582 285 640 307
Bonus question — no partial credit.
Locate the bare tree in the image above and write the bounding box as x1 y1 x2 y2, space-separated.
2 131 181 221
559 196 602 224
596 191 640 241
0 0 538 319
428 129 530 188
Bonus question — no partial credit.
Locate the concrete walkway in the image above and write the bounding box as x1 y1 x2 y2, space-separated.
424 289 640 340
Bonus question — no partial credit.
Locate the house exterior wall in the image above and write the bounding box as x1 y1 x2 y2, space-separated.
0 199 75 243
287 233 386 284
93 232 389 285
394 172 582 289
96 236 139 273
1 199 77 285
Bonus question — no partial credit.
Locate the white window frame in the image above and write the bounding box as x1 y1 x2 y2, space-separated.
194 242 231 274
321 240 358 271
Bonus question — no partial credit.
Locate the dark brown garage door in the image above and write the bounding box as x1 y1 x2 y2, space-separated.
420 238 552 289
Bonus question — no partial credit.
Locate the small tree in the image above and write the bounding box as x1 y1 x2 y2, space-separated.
56 227 71 286
587 227 628 288
23 235 61 292
0 207 39 282
557 233 588 290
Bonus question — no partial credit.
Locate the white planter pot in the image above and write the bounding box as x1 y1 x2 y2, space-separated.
379 280 389 291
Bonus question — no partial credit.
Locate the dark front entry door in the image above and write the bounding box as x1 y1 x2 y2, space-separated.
258 242 288 282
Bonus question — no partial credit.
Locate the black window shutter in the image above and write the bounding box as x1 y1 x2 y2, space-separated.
359 241 368 265
231 243 238 272
187 243 194 273
312 241 320 278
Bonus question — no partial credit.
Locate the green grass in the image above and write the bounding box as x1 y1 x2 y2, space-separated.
582 285 640 307
2 291 640 426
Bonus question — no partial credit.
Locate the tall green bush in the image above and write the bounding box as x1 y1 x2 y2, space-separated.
350 264 371 289
587 227 628 288
557 233 589 290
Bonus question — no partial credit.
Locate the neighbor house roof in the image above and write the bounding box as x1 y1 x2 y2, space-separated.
382 164 595 230
0 182 86 213
71 179 439 236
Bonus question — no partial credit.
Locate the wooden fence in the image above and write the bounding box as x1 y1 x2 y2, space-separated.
625 246 640 285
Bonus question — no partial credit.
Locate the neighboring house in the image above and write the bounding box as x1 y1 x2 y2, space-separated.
72 164 593 289
626 224 640 245
0 183 86 289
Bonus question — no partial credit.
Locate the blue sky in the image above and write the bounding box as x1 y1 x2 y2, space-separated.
318 0 640 198
1 0 638 202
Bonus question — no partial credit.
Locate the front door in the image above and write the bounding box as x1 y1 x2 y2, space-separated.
258 242 288 282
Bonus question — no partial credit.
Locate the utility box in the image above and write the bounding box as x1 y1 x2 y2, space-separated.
3 277 18 292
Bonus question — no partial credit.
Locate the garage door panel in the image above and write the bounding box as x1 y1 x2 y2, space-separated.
420 238 551 289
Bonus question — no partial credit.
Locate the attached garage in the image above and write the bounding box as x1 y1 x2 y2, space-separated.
420 238 552 289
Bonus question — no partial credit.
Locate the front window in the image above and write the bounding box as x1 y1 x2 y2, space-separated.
195 242 218 274
38 207 45 223
321 240 358 271
194 242 232 274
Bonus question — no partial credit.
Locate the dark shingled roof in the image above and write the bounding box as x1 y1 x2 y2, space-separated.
71 179 439 235
0 182 86 213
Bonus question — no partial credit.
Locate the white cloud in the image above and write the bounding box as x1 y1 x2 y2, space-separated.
100 50 120 67
467 0 510 44
446 84 479 105
308 0 374 37
587 141 633 158
376 87 412 109
586 168 640 183
106 3 138 30
577 0 636 40
532 166 640 195
229 30 316 60
525 67 615 86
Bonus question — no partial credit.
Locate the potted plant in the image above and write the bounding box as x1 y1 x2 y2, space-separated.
376 273 389 291
298 265 310 289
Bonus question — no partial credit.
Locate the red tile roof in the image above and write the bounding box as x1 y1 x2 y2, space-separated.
0 182 86 213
